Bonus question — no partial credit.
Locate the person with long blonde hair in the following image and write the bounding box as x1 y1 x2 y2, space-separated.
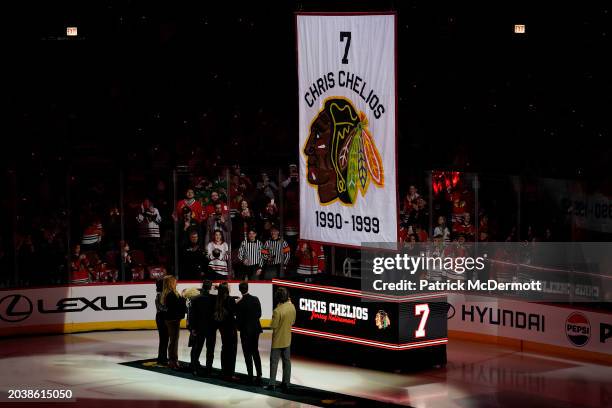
161 275 186 369
154 279 168 365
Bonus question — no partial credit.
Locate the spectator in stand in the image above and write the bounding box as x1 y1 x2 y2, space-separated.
70 243 90 285
262 225 290 279
491 245 515 283
194 177 213 208
414 224 428 243
403 185 420 214
161 275 186 370
228 177 244 219
479 215 490 242
446 235 469 281
205 203 232 244
260 219 274 243
210 168 228 195
456 213 475 241
415 197 429 225
238 229 264 280
180 205 202 248
81 217 103 252
233 165 253 193
399 221 410 244
434 215 451 242
136 199 162 264
204 191 229 220
281 164 300 252
181 230 207 280
403 234 420 255
280 164 299 189
256 172 278 201
206 230 230 280
259 199 279 231
176 188 205 222
427 234 445 282
295 240 325 276
461 213 476 241
232 200 255 245
90 251 117 283
451 197 467 232
115 240 134 281
406 197 429 230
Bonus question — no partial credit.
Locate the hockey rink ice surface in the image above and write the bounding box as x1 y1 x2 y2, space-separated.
0 330 609 408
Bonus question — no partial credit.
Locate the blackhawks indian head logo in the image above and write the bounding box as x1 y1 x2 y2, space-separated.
304 97 384 206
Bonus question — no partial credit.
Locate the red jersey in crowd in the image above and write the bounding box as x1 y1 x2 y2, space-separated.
416 228 428 243
70 254 89 285
399 225 409 243
296 240 325 275
453 222 475 238
204 200 230 219
176 198 205 222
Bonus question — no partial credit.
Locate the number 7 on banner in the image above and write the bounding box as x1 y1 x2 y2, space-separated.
414 304 430 338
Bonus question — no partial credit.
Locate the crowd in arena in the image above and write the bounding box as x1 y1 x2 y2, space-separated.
0 162 330 287
0 162 592 293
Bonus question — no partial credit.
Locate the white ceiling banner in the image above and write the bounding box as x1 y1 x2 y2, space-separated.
298 13 398 247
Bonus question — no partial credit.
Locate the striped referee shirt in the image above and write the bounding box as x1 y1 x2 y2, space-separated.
238 239 264 268
262 238 290 266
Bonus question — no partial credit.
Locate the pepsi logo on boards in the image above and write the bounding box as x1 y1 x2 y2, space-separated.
565 312 591 347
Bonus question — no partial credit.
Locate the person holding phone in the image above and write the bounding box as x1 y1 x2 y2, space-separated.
205 203 231 244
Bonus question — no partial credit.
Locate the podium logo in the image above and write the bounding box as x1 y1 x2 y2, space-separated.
375 310 391 330
565 312 591 347
0 294 33 322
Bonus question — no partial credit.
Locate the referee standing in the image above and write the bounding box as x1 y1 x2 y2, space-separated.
262 225 290 279
237 229 264 280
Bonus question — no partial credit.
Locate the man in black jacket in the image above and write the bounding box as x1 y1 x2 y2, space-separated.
188 280 216 376
235 281 263 384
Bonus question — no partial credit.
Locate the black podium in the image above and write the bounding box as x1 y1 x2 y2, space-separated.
272 276 448 371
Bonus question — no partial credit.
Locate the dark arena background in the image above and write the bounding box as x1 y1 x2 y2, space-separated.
1 1 611 408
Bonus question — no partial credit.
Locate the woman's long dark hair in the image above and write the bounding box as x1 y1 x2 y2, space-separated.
214 283 229 321
213 229 224 244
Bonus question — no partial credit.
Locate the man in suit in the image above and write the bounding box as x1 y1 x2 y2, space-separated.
266 287 296 392
235 281 263 384
188 280 216 376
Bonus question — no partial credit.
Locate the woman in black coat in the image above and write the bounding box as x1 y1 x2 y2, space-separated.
161 275 186 369
213 282 238 380
155 279 168 364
